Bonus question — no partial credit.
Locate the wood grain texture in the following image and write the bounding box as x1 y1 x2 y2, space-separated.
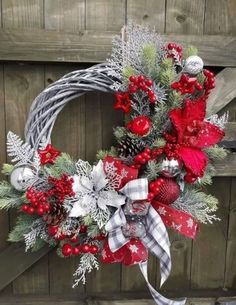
224 177 236 289
127 0 165 32
0 244 50 292
191 177 230 289
4 63 49 294
0 29 236 65
2 0 43 29
86 0 125 31
204 0 236 35
206 68 236 116
44 0 85 33
165 0 205 34
162 232 192 291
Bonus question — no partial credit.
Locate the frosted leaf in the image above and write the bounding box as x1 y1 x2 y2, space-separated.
206 113 228 130
24 219 48 251
7 131 35 166
75 159 92 178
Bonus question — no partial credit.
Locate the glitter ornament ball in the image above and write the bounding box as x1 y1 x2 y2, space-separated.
122 219 146 238
123 199 150 216
161 158 181 178
184 55 204 75
10 166 35 191
154 178 180 205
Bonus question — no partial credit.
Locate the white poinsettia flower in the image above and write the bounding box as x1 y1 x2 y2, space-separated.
69 160 125 218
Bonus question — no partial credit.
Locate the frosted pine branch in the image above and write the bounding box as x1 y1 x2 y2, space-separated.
73 253 99 287
24 219 48 251
172 189 220 224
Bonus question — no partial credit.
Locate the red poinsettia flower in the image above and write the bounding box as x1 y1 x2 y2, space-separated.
39 144 60 165
168 98 225 180
114 92 131 113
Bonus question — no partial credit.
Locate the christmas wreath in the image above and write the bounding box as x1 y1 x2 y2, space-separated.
0 24 227 305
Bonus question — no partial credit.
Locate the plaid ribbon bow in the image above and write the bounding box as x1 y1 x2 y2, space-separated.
105 193 186 305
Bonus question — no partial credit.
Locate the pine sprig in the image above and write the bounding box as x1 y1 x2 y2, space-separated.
205 145 227 160
47 153 77 177
144 160 162 181
0 181 22 210
1 163 14 175
8 214 36 242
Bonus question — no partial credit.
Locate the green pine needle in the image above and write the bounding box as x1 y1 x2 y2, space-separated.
8 214 36 242
2 163 14 175
96 146 118 160
205 145 228 160
122 66 136 82
183 46 198 59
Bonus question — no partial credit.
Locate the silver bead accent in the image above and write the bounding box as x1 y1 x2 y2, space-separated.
10 166 35 191
161 159 181 178
122 219 146 238
184 55 204 75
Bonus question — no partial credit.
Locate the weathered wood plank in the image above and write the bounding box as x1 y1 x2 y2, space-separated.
126 0 165 32
224 177 236 289
204 0 236 35
191 177 230 289
4 63 49 294
214 153 236 176
166 0 205 34
0 29 235 65
0 244 50 291
86 0 125 31
44 0 85 33
206 68 236 116
0 296 226 305
2 0 43 29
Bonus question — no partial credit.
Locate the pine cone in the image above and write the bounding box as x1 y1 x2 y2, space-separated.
118 137 141 157
43 202 67 225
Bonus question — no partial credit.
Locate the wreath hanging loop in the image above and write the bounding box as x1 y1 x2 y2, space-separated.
0 23 228 305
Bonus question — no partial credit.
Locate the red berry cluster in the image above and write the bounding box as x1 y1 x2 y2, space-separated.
21 188 50 216
166 43 183 60
47 174 75 203
203 69 215 96
133 147 152 166
62 243 99 257
148 178 165 201
171 74 203 95
129 75 156 104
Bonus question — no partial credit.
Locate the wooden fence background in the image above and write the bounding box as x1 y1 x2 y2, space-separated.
0 0 236 302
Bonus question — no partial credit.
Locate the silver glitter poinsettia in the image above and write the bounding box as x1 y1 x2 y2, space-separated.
69 160 126 228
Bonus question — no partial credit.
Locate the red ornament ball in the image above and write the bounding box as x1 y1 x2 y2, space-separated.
48 225 58 236
127 115 152 136
62 244 73 257
153 178 180 205
90 245 99 254
81 244 90 253
72 246 80 256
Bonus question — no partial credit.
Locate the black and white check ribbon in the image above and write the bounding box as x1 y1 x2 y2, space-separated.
105 178 186 305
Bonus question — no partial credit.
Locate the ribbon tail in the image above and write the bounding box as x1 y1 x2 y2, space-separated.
142 205 172 286
139 261 186 305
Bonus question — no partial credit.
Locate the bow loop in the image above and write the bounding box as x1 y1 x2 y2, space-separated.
119 178 148 201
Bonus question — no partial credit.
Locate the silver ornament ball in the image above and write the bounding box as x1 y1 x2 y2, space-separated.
161 158 181 178
10 166 35 191
122 219 146 238
184 55 204 75
123 199 150 216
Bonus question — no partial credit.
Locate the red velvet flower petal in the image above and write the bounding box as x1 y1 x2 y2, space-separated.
193 122 225 148
179 147 208 177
